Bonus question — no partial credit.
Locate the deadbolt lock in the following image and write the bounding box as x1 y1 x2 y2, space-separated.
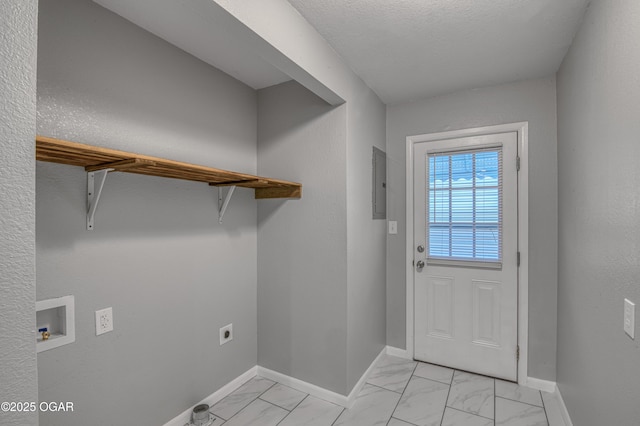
417 245 424 253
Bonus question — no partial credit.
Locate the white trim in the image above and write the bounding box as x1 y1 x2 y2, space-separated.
406 137 415 359
346 347 387 407
517 122 530 387
163 366 258 426
36 295 75 353
259 346 387 408
386 346 411 360
525 377 556 393
555 385 574 426
165 347 387 424
257 366 349 407
520 377 575 426
540 384 574 426
405 122 529 385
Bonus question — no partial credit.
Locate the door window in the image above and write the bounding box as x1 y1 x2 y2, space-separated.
427 147 502 267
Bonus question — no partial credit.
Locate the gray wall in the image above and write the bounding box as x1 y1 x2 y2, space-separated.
346 85 387 391
36 1 258 425
556 0 640 424
0 1 39 425
257 78 387 396
257 81 349 394
386 77 558 381
252 0 389 395
180 0 388 398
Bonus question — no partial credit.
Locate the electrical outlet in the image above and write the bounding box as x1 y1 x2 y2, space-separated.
219 323 233 345
624 299 635 339
95 307 113 336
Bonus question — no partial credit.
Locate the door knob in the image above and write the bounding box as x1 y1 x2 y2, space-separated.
416 260 425 269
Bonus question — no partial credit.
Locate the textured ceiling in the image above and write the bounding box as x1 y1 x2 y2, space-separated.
96 0 590 105
287 0 590 104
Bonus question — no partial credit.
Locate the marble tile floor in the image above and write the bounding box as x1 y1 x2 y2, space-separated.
199 355 560 426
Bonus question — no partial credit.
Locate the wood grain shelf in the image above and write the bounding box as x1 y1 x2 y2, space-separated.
36 135 302 199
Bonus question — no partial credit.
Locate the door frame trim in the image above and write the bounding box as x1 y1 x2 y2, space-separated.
405 122 529 385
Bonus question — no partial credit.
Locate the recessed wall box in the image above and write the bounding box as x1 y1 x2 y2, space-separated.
373 147 387 219
36 295 75 353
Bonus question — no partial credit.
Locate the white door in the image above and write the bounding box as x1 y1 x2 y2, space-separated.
413 132 519 381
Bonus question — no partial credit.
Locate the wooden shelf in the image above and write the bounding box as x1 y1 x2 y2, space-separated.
36 136 302 199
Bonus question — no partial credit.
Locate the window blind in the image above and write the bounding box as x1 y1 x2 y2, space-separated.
427 146 502 266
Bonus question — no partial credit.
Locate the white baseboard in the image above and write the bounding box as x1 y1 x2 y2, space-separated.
257 365 349 407
555 385 574 426
345 346 388 407
163 366 257 426
385 346 411 360
165 345 390 424
258 346 387 408
163 348 575 426
529 380 573 426
525 377 557 393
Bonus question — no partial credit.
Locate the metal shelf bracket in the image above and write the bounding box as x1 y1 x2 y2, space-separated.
87 169 112 230
218 186 236 224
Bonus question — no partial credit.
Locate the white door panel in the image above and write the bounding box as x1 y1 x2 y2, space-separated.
413 132 518 381
426 275 454 338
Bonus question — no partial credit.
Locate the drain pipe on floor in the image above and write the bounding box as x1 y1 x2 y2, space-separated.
184 404 216 426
